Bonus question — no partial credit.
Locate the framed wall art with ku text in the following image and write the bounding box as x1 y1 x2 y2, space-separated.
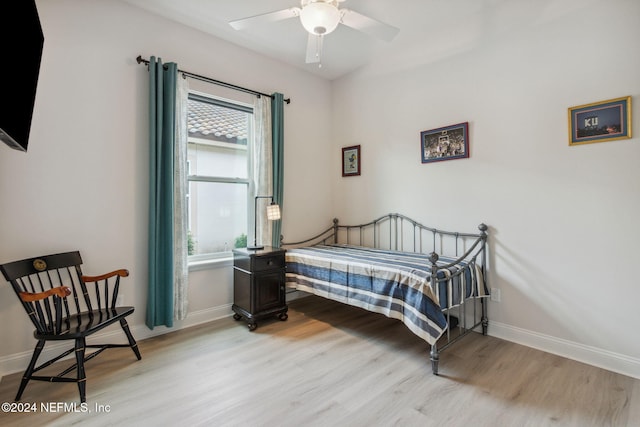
568 96 632 146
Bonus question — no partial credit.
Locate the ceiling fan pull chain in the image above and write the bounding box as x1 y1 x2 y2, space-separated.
317 34 323 68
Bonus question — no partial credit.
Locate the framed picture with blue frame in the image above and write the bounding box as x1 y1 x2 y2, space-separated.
568 96 632 146
420 122 469 164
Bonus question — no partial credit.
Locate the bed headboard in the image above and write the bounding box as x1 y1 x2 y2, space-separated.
282 213 487 266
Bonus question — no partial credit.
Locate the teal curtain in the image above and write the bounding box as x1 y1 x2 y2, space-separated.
271 93 285 248
147 57 177 329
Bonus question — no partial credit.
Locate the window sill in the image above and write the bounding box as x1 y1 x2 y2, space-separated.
188 255 233 272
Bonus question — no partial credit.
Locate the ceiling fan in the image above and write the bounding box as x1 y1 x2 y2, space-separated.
229 0 399 67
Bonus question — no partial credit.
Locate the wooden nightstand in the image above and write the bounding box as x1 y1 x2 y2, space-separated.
232 246 288 331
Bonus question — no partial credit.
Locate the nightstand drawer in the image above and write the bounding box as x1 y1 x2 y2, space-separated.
253 254 285 271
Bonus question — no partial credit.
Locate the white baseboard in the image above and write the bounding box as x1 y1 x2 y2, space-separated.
131 303 234 342
0 304 233 382
3 306 639 383
488 320 640 380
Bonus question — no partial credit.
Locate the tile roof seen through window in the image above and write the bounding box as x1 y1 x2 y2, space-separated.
187 99 248 145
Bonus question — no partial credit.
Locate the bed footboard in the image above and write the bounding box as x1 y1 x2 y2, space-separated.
282 213 489 375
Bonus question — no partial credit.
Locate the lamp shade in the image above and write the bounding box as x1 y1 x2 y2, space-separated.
266 203 281 221
299 2 341 35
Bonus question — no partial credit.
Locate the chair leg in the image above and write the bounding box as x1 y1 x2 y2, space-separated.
15 340 45 401
120 318 142 360
75 338 87 403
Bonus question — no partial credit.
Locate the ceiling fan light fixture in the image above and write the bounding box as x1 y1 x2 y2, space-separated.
299 2 341 35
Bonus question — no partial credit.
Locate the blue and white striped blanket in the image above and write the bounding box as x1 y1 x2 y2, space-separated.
285 244 487 345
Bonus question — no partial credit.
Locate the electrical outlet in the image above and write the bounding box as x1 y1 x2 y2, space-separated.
116 295 124 306
490 288 501 302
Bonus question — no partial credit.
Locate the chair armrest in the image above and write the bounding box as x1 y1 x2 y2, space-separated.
19 286 72 302
82 269 129 282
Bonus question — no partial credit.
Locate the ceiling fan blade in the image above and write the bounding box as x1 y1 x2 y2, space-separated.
305 33 322 64
340 9 399 42
229 7 300 31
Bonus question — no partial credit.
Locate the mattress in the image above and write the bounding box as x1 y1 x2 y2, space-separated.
285 244 487 345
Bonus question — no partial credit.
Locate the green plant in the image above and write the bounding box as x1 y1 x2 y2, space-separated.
234 233 247 248
187 231 195 256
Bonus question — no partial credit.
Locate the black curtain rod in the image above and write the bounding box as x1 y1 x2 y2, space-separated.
136 55 290 104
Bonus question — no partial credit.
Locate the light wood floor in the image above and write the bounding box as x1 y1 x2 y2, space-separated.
1 295 639 427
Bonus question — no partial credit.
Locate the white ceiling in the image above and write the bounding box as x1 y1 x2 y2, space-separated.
122 0 575 80
123 0 498 80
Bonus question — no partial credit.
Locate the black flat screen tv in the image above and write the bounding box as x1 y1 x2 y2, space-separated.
0 0 44 152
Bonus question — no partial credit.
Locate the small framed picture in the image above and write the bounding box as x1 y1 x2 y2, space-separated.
568 96 632 146
342 145 361 177
421 122 469 164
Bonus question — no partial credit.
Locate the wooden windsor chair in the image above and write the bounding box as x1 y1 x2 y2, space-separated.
0 251 141 403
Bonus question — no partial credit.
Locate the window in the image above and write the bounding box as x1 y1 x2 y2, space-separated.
186 92 253 259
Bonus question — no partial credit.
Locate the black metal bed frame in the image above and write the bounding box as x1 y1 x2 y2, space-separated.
282 213 489 374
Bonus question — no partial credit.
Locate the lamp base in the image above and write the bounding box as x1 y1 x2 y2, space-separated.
246 245 264 251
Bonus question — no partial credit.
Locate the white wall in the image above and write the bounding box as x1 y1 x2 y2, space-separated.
331 0 640 377
0 0 332 376
2 0 638 381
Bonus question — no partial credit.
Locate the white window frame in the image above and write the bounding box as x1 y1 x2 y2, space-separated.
186 91 255 269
